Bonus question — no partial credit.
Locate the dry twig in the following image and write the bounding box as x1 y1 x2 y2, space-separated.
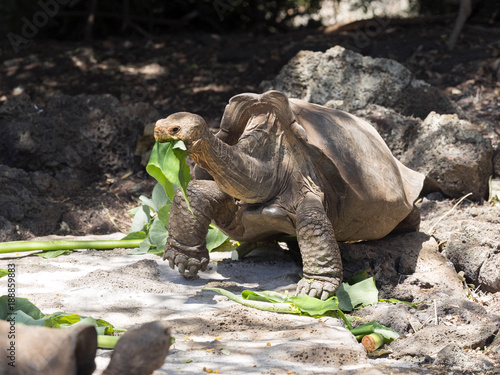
427 192 472 235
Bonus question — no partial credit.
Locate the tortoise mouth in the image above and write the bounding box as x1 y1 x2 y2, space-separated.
154 122 183 143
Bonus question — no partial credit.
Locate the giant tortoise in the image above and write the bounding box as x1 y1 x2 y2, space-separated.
154 90 425 300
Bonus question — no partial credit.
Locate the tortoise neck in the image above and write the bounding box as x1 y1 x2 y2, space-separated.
189 127 278 203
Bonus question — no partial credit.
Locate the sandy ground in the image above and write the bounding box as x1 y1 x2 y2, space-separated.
0 234 442 375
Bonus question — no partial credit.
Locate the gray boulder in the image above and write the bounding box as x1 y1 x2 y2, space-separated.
443 222 500 292
390 324 499 372
401 112 493 200
260 45 460 119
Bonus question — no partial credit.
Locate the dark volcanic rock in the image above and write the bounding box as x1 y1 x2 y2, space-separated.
0 93 159 181
0 93 158 239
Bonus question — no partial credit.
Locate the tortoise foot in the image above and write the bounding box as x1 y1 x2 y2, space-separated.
296 276 341 301
163 237 209 276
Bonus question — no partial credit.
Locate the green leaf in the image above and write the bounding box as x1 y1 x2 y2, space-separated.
139 195 157 212
152 183 169 208
129 205 152 233
346 270 370 285
36 249 73 259
336 277 379 312
96 318 115 334
121 231 147 241
149 218 168 250
211 239 240 252
290 294 340 316
128 206 140 216
127 247 149 255
54 313 82 326
147 247 164 256
0 269 8 278
206 226 229 251
157 204 171 228
16 310 52 326
241 290 290 303
0 296 44 320
140 238 152 253
146 141 192 205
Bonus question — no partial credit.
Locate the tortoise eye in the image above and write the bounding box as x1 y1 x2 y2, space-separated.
170 126 180 134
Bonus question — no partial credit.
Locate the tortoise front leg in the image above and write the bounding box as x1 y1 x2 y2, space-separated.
295 193 343 300
164 180 236 276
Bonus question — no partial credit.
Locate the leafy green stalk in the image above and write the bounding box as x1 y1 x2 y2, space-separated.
0 239 143 254
203 287 301 314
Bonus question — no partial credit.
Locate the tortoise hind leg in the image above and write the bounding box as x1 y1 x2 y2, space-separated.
165 180 237 276
295 192 343 300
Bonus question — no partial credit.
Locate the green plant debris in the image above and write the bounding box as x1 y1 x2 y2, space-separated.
0 296 122 349
36 249 73 259
204 276 401 347
336 277 379 311
350 321 399 343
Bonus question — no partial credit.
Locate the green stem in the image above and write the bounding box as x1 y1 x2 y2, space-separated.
97 335 121 349
349 325 375 337
0 240 143 254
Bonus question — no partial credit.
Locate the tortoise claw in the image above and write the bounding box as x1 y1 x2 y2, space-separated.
296 277 339 300
163 242 209 277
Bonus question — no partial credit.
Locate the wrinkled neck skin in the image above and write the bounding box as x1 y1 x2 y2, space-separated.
188 113 282 203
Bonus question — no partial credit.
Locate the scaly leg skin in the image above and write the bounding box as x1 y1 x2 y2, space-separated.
295 193 343 300
164 180 236 276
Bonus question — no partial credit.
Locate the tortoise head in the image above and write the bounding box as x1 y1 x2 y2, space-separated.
154 112 207 148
